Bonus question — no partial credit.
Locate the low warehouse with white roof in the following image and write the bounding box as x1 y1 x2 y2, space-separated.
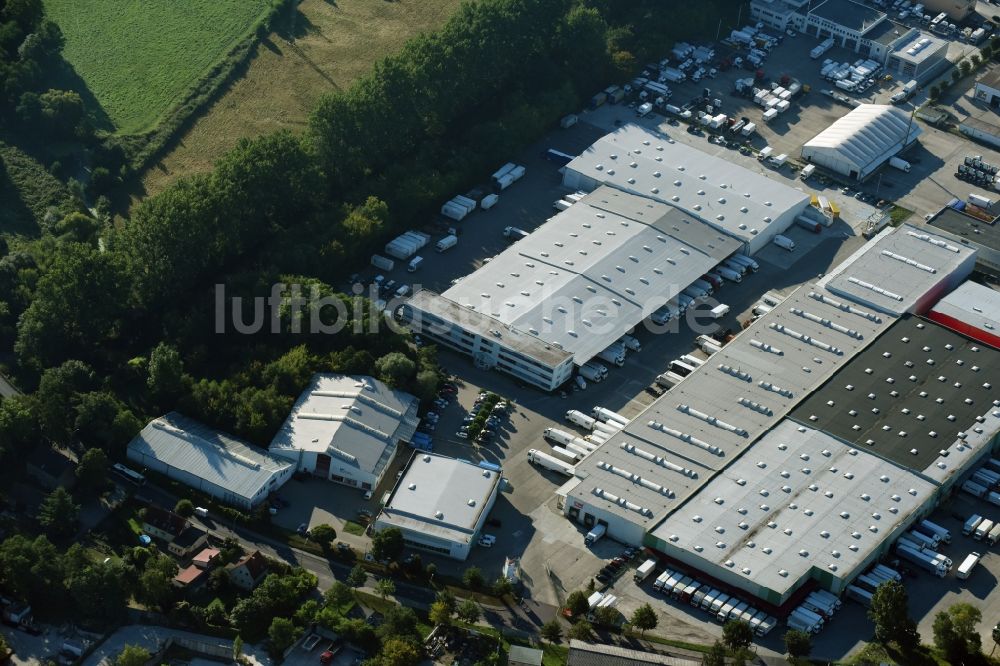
562 125 811 254
269 374 419 493
928 280 1000 349
819 223 976 314
801 104 922 181
374 453 502 560
646 421 937 606
403 185 742 391
127 412 294 510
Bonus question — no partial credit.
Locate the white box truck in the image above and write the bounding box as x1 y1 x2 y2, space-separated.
407 256 423 272
585 524 606 546
635 559 657 582
800 164 816 179
435 235 457 252
957 552 981 579
964 514 983 535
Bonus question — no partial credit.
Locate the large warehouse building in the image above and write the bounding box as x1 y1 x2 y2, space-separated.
555 225 994 610
646 421 937 606
404 185 743 391
374 453 501 560
269 374 419 493
801 105 922 181
562 125 811 254
127 413 294 510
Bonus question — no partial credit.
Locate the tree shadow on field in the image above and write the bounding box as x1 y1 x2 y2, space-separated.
279 8 324 43
0 151 40 236
46 58 115 133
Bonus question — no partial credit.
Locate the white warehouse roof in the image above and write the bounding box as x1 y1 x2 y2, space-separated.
377 453 501 544
802 105 922 177
648 421 936 603
563 125 810 252
930 280 1000 345
568 280 895 527
269 374 419 477
128 412 293 502
438 186 741 365
819 223 976 314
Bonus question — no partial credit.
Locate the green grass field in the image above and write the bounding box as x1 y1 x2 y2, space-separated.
43 0 274 134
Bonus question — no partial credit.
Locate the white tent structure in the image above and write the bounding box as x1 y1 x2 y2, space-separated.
801 104 921 180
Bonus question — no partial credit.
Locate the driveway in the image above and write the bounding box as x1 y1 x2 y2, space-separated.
83 626 269 666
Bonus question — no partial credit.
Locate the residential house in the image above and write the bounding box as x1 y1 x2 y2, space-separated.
228 551 268 591
141 506 188 542
191 547 221 569
173 565 207 589
168 525 208 558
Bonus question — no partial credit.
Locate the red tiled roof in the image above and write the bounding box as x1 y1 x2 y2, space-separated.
236 550 268 580
192 548 220 565
174 565 206 586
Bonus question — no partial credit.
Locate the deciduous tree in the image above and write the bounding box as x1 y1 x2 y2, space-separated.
630 603 657 636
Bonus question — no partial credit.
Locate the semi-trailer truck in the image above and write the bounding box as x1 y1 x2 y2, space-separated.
526 449 575 476
591 407 629 427
566 410 597 430
919 520 951 544
896 544 947 576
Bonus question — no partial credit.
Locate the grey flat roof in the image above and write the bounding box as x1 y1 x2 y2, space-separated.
930 281 1000 346
568 282 894 527
791 316 1000 476
436 186 740 365
865 20 903 46
810 0 885 32
927 207 1000 253
978 69 1000 92
820 224 976 314
377 453 500 543
567 640 700 666
128 412 292 501
564 125 810 246
890 31 948 64
269 375 419 476
649 421 936 600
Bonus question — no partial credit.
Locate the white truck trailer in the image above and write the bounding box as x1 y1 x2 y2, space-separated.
591 407 629 427
635 559 657 582
527 449 574 476
566 410 597 430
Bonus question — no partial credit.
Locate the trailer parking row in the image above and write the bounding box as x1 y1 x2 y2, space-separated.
651 568 777 637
